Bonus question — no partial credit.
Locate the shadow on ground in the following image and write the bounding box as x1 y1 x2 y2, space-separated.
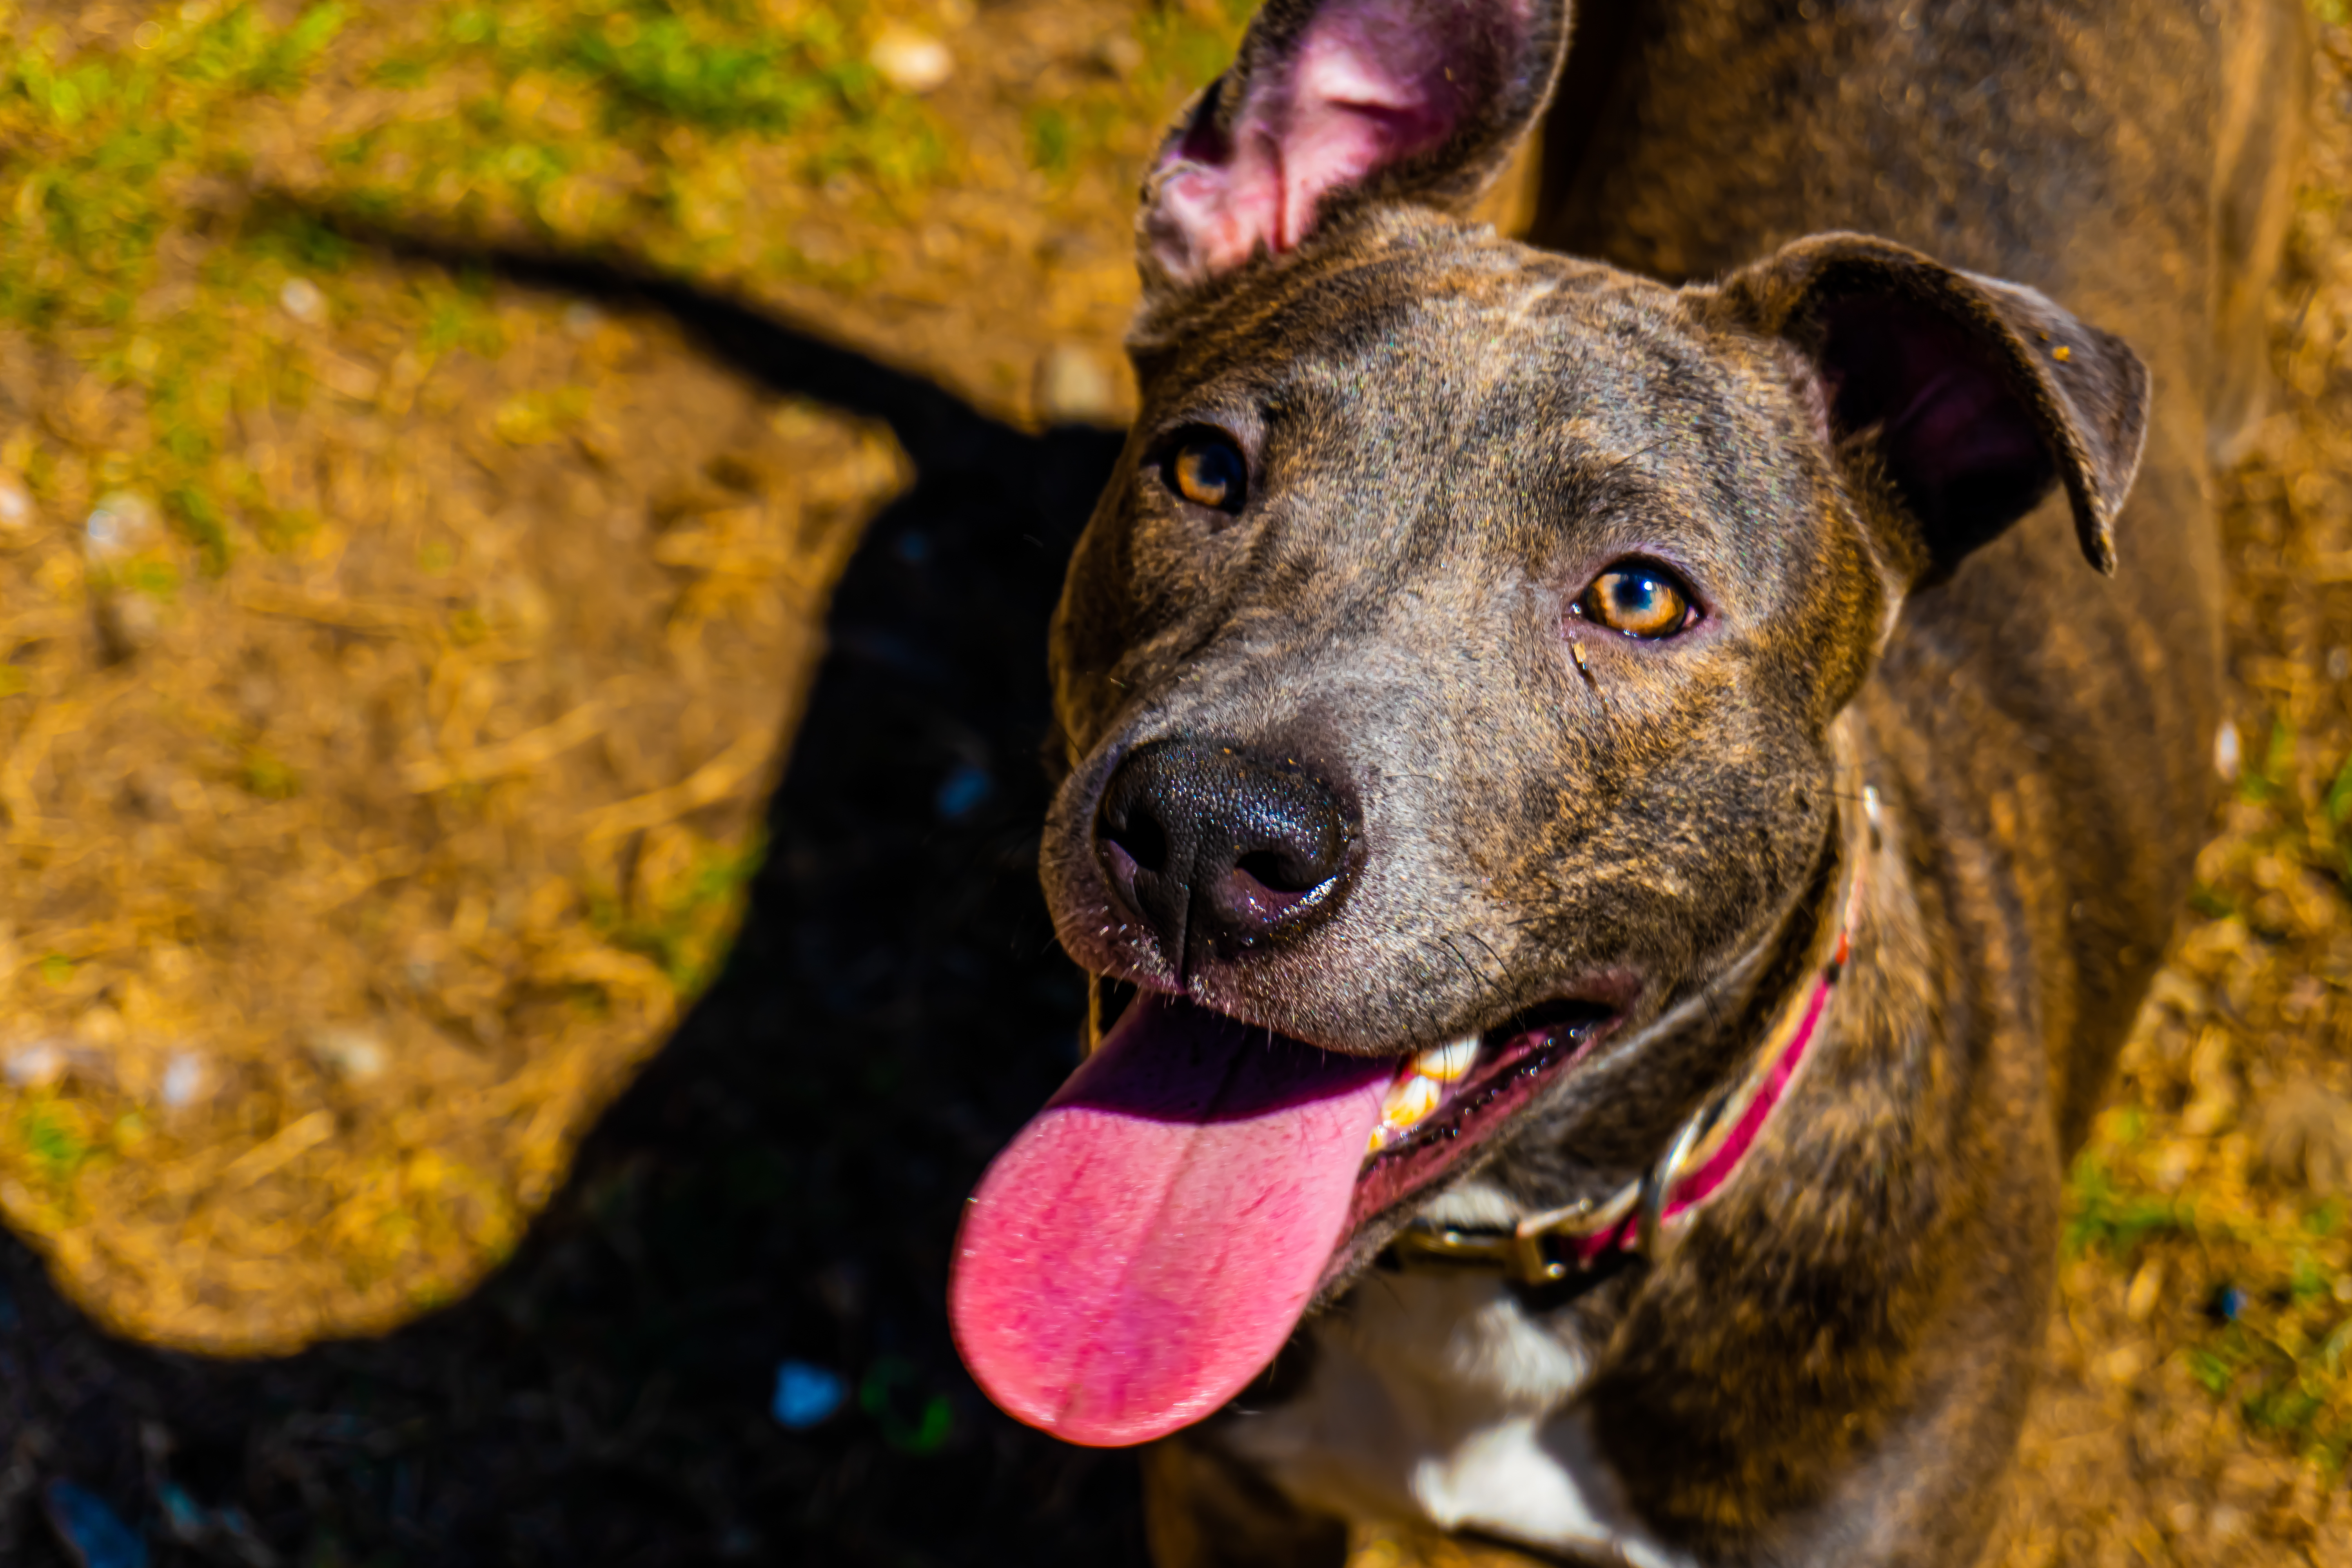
0 239 1144 1568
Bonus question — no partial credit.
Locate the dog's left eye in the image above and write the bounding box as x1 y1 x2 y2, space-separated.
1165 435 1248 513
1576 565 1695 639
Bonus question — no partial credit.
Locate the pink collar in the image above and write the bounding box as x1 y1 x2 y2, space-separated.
1391 814 1868 1288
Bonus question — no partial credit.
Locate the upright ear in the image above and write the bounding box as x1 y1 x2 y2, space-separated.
1141 0 1570 294
1710 234 2151 581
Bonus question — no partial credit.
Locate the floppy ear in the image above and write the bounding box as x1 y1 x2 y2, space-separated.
1711 234 2150 581
1141 0 1570 294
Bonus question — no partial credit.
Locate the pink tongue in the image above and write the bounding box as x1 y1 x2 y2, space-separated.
949 996 1392 1446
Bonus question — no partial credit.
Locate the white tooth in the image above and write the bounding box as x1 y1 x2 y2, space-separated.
1379 1074 1412 1118
1383 1074 1442 1129
1413 1035 1479 1082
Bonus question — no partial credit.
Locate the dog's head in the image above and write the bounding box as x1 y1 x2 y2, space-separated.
952 0 2148 1446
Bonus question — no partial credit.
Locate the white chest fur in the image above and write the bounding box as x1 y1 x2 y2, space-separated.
1223 1188 1697 1568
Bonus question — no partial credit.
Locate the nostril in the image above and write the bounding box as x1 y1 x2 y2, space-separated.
1234 848 1326 895
1222 864 1312 929
1105 812 1169 875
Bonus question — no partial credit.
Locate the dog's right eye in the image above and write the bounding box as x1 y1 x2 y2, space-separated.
1164 435 1248 514
1575 564 1696 639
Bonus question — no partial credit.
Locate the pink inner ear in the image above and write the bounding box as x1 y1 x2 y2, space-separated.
1152 0 1522 281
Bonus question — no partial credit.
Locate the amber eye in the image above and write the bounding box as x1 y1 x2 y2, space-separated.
1165 434 1247 513
1577 564 1695 639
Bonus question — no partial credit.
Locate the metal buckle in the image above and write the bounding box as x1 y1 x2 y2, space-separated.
1390 1191 1630 1287
1636 1111 1709 1263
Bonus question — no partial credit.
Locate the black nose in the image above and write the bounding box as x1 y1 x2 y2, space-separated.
1095 738 1353 976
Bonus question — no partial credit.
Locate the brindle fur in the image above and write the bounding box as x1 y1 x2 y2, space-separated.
1034 0 2311 1561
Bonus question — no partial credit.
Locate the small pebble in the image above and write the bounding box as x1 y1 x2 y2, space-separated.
309 1025 386 1082
279 277 326 325
869 27 954 93
84 492 156 561
2212 719 2239 782
2329 646 2350 682
5 1041 67 1088
563 302 603 339
75 1004 126 1048
771 1360 848 1429
42 1481 149 1568
160 1051 207 1109
1092 35 1145 76
1034 342 1120 425
0 471 31 532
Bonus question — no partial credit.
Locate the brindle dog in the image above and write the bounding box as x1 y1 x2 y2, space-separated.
946 0 2311 1563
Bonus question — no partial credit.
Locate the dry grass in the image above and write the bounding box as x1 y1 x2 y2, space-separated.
1985 20 2352 1558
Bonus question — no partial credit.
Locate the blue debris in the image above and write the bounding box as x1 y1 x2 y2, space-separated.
2208 1283 2247 1323
895 530 931 566
771 1360 848 1430
214 1506 265 1553
934 763 993 822
156 1482 207 1543
42 1481 149 1568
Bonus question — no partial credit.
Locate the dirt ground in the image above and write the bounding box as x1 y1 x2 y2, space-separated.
0 1 2349 1565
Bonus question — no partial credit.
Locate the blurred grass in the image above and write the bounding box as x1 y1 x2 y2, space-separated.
0 0 936 576
2027 25 2352 1504
0 0 1265 1353
0 0 1256 564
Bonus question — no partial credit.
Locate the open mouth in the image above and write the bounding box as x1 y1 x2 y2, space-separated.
946 991 1616 1449
1349 1000 1615 1239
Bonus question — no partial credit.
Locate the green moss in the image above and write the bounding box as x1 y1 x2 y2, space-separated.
588 831 766 998
1027 104 1073 175
240 746 302 800
168 486 234 576
570 17 852 134
0 0 1009 612
13 1098 94 1206
2062 1154 2187 1257
249 2 353 93
21 1103 86 1171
